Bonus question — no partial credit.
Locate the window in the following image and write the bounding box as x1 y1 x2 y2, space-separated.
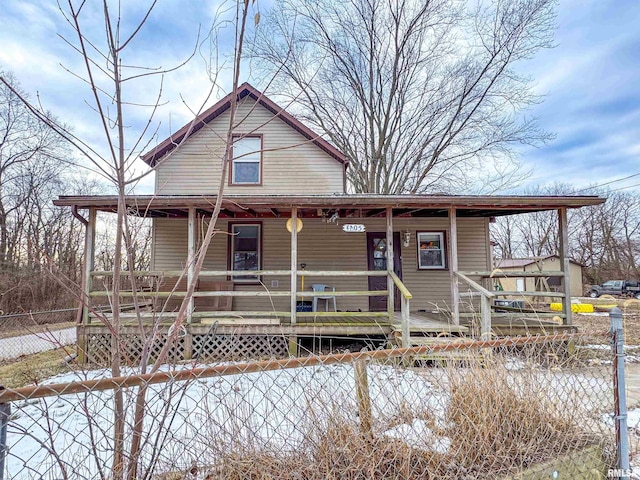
231 135 262 185
417 231 446 269
230 223 261 282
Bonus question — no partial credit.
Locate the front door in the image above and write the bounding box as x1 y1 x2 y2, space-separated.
367 232 402 311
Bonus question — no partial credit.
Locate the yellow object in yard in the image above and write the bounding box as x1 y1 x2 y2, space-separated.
550 303 594 313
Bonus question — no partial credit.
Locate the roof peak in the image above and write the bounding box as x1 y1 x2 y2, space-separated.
140 83 347 166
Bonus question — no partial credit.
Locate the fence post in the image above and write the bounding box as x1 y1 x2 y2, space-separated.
0 387 10 480
354 359 373 439
610 307 630 478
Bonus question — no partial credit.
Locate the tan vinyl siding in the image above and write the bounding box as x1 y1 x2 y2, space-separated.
154 99 344 195
152 216 490 312
496 258 583 297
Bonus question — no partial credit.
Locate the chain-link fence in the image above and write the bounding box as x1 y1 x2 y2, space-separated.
1 328 632 479
0 309 77 361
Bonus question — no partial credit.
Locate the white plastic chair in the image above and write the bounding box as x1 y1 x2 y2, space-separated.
311 284 337 312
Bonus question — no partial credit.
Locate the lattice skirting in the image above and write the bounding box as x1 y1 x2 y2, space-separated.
84 333 289 365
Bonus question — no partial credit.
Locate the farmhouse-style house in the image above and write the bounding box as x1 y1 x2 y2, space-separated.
55 84 605 363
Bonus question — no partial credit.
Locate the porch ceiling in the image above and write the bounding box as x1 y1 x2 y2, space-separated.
54 194 605 218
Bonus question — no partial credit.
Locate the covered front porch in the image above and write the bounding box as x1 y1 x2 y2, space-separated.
55 194 602 362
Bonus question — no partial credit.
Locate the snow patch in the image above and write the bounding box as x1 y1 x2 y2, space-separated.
382 419 451 454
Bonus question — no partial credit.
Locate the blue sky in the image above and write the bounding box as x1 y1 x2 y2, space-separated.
1 0 639 194
519 0 640 192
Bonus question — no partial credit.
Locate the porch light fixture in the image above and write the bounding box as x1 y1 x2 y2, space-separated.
286 217 303 233
402 230 411 247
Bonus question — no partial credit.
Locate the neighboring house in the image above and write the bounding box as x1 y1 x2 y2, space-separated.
54 83 605 363
495 256 584 298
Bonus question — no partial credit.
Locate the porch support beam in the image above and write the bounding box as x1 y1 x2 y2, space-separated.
386 207 395 323
558 207 572 326
187 207 196 324
449 207 460 325
290 206 298 325
79 208 96 364
82 208 97 325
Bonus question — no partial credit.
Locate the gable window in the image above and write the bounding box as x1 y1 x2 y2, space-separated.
231 135 262 185
417 231 446 269
230 223 262 282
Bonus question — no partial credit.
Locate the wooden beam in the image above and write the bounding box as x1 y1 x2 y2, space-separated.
291 206 298 325
91 269 385 278
297 311 388 317
386 207 395 323
558 207 572 326
389 272 412 299
89 291 293 298
220 208 236 218
296 290 388 297
459 312 566 319
79 208 96 364
494 291 566 298
480 294 491 339
401 297 410 348
365 208 386 217
270 208 281 217
187 207 196 324
82 208 96 325
449 207 460 325
460 270 566 278
401 208 425 217
354 359 373 439
296 270 387 277
246 207 258 217
455 272 495 298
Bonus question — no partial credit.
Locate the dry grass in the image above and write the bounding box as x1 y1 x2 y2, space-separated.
0 346 76 387
191 359 603 480
573 312 640 345
207 416 446 480
446 362 593 476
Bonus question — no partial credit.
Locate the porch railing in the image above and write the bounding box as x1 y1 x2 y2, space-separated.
86 270 412 330
455 270 569 337
389 272 412 348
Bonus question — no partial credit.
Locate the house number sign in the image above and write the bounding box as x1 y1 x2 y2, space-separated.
342 224 366 233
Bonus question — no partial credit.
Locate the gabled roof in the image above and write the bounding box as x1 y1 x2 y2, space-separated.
141 82 348 167
496 256 584 268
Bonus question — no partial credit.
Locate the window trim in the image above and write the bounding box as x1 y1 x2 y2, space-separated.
228 221 263 283
229 134 263 186
416 230 447 270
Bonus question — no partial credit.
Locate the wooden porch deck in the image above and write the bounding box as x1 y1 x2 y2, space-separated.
85 309 571 337
79 310 577 364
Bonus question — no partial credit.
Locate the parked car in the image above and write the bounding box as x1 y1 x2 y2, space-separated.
588 280 640 299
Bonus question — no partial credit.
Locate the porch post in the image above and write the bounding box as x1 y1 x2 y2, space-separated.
82 208 96 325
187 207 196 324
448 207 460 325
386 207 395 323
290 207 298 326
79 208 96 364
558 207 573 326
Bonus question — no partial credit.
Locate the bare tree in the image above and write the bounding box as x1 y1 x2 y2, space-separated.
492 184 640 287
1 0 263 477
251 0 555 194
0 71 70 267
